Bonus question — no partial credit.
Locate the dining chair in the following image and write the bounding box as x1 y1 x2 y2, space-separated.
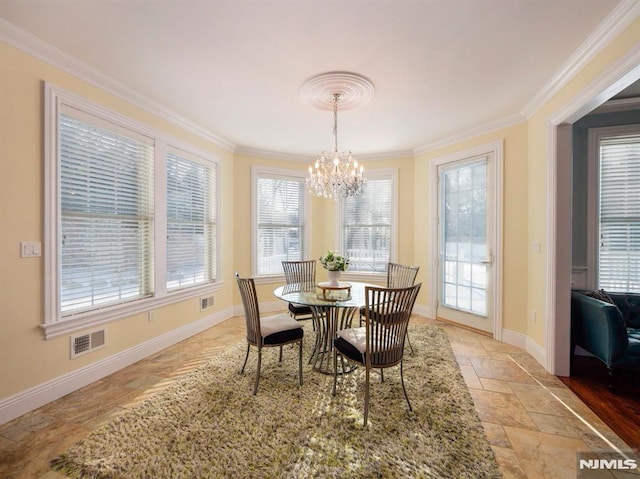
333 283 421 426
282 260 317 323
235 273 304 395
360 262 420 354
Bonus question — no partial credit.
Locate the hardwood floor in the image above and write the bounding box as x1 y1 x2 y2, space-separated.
559 354 640 450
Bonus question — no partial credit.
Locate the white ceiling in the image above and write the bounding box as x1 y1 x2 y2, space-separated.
0 0 625 158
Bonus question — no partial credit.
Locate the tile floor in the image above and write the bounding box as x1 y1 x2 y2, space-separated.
0 315 636 478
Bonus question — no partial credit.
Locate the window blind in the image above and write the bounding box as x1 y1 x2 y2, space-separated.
256 175 305 275
166 151 216 290
59 113 154 314
599 133 640 292
342 176 393 273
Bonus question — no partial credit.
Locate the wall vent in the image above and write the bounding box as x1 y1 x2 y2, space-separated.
200 295 214 311
70 329 106 359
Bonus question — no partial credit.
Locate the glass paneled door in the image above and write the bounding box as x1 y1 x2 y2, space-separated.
437 156 494 333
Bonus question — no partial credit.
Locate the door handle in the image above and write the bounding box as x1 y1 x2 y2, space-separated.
478 250 494 265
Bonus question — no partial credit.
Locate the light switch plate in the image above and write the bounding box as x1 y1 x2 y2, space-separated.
20 241 41 257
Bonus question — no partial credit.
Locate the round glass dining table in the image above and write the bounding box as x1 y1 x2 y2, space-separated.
273 281 378 374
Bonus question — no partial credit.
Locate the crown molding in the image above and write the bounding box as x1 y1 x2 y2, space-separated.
413 113 525 157
355 150 414 161
233 146 313 162
234 145 414 162
548 42 640 125
0 18 236 152
521 0 640 119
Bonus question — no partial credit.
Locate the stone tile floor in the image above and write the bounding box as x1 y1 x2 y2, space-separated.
0 315 636 478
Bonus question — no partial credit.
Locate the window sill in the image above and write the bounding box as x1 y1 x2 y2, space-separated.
41 281 224 339
253 274 285 285
340 272 387 284
252 272 385 286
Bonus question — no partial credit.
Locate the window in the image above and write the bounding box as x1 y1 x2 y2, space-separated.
253 167 308 277
340 169 396 273
58 109 155 314
166 150 216 290
440 158 488 315
45 84 219 337
596 128 640 292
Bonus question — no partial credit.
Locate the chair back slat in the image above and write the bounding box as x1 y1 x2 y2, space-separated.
364 283 421 368
282 260 317 289
387 262 419 289
235 273 261 345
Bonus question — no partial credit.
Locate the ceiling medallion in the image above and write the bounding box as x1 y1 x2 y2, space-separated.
301 72 374 200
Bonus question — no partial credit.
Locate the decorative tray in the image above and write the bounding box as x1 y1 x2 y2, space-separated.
317 282 352 301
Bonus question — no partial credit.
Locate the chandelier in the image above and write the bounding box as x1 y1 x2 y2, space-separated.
306 93 366 200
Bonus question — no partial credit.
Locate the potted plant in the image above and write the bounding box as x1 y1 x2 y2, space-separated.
319 250 349 286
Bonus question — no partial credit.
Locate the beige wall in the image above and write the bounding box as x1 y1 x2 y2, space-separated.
0 42 234 399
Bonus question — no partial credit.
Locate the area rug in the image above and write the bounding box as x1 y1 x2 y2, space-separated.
51 324 500 478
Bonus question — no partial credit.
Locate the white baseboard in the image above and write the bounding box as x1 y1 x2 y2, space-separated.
259 301 288 314
412 304 431 318
525 336 548 369
503 328 549 370
501 328 527 349
0 306 234 426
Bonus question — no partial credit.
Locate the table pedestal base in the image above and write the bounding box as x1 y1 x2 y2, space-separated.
310 305 358 375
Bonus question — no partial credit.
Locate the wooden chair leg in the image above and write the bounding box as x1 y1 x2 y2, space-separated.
279 345 283 362
253 349 262 395
241 344 250 374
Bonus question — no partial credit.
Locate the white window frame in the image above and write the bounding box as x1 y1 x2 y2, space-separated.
165 147 218 292
251 166 311 283
338 168 398 281
587 124 640 290
44 83 221 339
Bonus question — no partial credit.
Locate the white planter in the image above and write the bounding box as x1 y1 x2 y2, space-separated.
326 270 342 286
